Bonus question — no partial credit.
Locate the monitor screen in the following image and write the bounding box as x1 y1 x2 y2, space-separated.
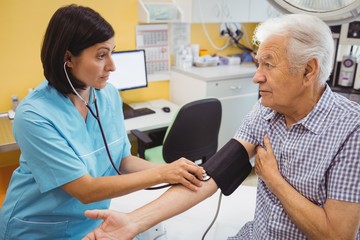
107 49 148 91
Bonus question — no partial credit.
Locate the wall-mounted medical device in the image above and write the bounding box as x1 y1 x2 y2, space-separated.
338 22 360 89
338 54 357 87
339 21 360 45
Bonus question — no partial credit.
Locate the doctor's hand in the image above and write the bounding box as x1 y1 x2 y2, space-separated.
255 135 282 191
158 158 205 191
82 209 137 240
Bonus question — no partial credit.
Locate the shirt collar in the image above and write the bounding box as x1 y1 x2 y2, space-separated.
261 85 334 134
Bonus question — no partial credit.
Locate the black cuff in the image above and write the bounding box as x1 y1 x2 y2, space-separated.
202 139 252 196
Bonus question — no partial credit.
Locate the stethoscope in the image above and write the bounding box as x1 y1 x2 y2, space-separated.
63 62 169 190
64 62 122 175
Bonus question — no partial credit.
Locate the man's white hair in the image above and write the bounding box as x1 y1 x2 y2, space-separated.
253 14 335 85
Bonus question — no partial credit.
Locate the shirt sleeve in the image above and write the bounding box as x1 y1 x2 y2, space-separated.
327 126 360 203
13 109 88 193
234 100 265 146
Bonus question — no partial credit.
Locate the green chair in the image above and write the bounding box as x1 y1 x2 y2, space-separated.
131 98 222 165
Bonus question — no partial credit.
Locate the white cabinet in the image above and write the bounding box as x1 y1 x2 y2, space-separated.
176 0 282 23
176 0 249 23
248 0 283 22
170 65 258 148
192 0 249 23
192 0 222 23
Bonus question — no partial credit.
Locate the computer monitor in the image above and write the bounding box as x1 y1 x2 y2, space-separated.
107 49 148 91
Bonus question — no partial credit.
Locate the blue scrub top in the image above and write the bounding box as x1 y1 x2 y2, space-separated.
0 81 131 239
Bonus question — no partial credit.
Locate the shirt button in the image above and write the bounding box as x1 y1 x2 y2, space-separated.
272 214 278 220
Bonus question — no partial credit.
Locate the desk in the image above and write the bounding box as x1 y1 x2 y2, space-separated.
110 185 257 239
0 99 178 153
0 116 18 153
124 99 179 133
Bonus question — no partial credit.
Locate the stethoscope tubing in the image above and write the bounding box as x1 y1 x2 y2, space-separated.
64 62 170 190
89 97 171 190
87 99 122 176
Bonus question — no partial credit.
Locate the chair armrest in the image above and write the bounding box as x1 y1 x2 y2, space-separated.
130 129 153 159
131 129 153 144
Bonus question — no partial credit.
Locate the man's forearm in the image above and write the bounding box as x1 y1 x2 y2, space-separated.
270 176 359 239
129 178 218 233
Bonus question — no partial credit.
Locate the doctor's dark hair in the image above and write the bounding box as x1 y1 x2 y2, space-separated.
41 4 115 95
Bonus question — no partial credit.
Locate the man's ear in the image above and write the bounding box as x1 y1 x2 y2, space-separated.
303 58 318 85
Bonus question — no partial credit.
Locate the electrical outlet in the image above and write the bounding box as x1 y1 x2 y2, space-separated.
220 22 242 38
220 23 229 37
137 222 167 240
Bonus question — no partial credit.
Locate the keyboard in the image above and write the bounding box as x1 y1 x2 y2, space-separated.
123 103 155 119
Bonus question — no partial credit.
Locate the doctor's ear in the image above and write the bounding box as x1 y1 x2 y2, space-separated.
64 57 71 63
64 51 73 65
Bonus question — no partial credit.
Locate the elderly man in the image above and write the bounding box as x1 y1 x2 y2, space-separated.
84 14 360 240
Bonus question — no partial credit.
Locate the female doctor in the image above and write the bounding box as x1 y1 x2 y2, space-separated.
0 4 204 239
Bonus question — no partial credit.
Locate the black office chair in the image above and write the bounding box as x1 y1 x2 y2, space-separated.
130 98 222 165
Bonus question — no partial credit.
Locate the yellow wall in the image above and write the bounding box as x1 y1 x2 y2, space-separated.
0 1 257 111
0 0 170 112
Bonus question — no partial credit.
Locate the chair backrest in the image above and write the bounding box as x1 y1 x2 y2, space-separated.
162 98 222 164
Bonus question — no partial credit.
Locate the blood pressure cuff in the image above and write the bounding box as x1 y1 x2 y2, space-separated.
202 139 252 196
